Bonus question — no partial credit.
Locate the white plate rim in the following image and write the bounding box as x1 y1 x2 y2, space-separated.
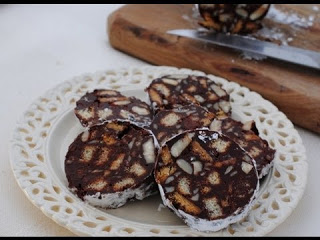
9 66 308 236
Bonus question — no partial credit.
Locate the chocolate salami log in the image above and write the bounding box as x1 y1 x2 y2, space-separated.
65 120 158 209
155 130 259 232
198 4 270 34
150 105 215 146
146 75 231 116
210 115 275 178
75 89 153 128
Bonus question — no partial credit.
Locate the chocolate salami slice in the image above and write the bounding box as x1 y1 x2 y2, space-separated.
155 130 259 232
150 105 215 146
65 120 158 209
210 115 275 178
146 75 231 115
198 4 270 34
75 89 152 127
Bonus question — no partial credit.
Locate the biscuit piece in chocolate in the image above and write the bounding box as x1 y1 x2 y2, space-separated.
75 89 152 127
155 130 259 232
210 115 275 178
198 4 270 34
150 105 215 146
65 120 158 209
146 75 231 115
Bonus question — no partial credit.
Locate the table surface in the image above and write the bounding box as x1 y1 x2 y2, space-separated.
0 4 319 237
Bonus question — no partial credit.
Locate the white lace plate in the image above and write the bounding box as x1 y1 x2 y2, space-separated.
9 66 307 236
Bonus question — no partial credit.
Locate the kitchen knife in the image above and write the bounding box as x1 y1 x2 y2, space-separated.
167 29 320 70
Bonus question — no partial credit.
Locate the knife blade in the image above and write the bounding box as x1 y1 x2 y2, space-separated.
167 29 320 70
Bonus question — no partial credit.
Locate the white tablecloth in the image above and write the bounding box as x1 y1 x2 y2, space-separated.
0 4 319 236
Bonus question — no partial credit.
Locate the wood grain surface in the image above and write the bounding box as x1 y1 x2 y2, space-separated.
107 4 320 134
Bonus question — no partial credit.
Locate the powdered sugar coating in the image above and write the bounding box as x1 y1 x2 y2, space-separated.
83 181 157 209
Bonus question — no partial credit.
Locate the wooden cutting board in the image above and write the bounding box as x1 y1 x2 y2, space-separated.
107 4 320 134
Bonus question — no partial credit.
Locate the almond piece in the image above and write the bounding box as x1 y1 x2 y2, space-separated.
132 106 150 115
165 74 189 79
210 84 227 97
96 90 118 96
210 119 222 132
241 161 253 174
192 161 203 175
152 83 170 97
165 175 175 184
143 138 156 164
219 101 231 113
250 4 269 20
81 130 90 142
113 100 131 105
170 132 195 157
235 8 248 18
176 159 193 174
224 166 233 175
194 95 205 103
191 193 200 201
120 109 132 119
242 120 255 131
162 78 179 86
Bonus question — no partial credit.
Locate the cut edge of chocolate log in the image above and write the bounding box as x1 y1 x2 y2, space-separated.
198 4 271 34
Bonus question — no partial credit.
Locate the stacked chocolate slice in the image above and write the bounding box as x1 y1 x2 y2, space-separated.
65 74 275 232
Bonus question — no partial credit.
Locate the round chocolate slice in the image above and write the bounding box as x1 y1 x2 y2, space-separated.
210 115 275 178
198 4 270 34
150 105 215 146
155 129 259 232
65 120 158 209
146 75 231 115
75 89 153 127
